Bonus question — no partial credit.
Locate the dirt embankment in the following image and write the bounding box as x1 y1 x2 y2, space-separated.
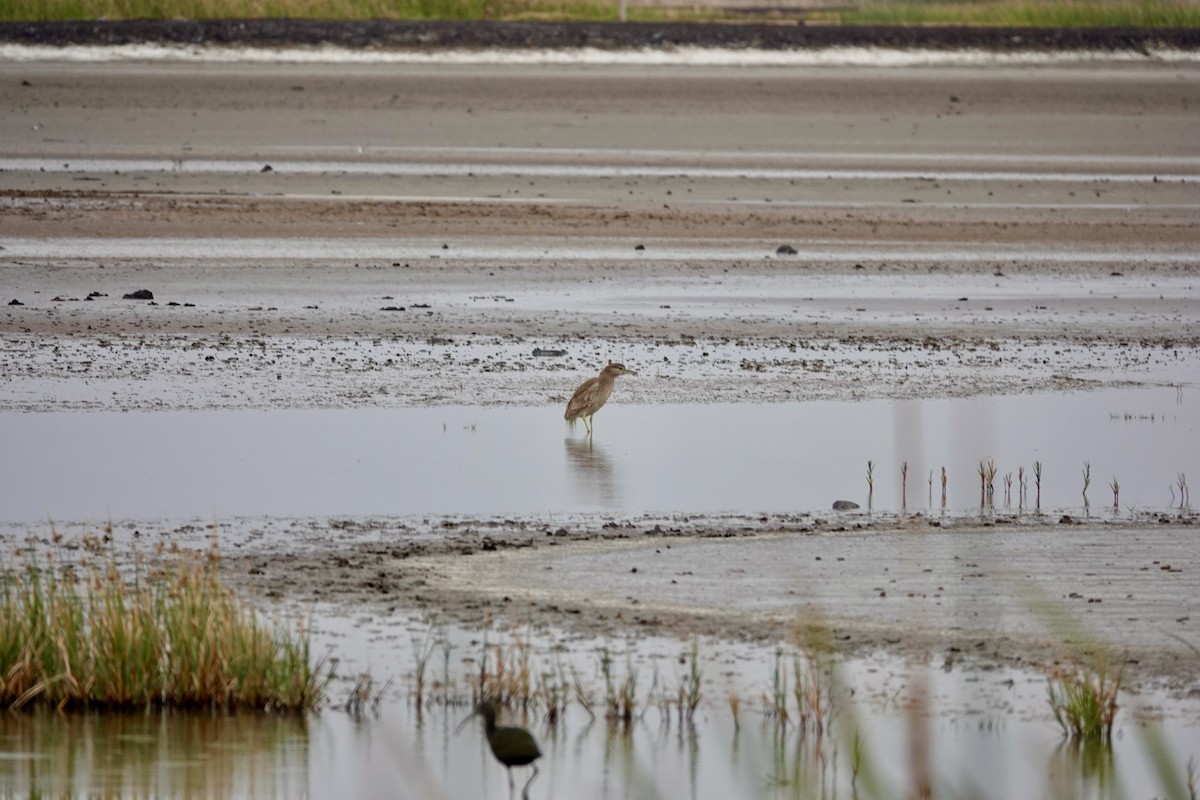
2 18 1199 53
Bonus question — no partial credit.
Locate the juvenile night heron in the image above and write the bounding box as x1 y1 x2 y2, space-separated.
564 362 636 434
457 700 542 797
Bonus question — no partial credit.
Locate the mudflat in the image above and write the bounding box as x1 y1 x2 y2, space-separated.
1 53 1198 691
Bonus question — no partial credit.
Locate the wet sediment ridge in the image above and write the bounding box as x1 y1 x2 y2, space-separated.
4 19 1200 53
8 509 1199 696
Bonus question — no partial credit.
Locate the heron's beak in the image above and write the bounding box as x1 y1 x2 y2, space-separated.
454 709 479 736
624 368 638 376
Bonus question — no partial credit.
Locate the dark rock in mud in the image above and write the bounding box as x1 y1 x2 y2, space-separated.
7 298 22 306
532 348 567 357
776 244 798 255
122 289 154 300
832 500 860 510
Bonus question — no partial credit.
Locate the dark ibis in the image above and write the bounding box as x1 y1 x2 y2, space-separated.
458 700 542 797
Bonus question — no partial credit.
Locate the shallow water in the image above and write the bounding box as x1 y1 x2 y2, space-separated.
0 386 1193 524
2 620 1197 800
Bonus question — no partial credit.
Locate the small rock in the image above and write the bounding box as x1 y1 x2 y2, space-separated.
832 500 860 511
8 298 22 306
532 348 567 357
635 244 645 251
380 306 406 312
1059 514 1073 524
776 244 798 255
122 289 153 300
260 164 273 173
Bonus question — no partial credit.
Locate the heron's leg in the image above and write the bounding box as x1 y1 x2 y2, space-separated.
584 415 593 435
522 764 540 799
507 766 516 795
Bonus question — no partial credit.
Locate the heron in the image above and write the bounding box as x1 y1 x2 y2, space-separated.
457 700 542 797
564 362 637 434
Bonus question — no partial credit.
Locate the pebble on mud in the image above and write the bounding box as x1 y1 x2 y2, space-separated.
122 289 154 300
832 500 860 510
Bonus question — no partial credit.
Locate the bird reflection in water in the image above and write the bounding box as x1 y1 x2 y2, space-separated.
564 435 618 508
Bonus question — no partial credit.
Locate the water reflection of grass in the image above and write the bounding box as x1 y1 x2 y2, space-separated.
0 534 329 712
0 708 308 797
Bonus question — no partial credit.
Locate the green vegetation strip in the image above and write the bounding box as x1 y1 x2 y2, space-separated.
0 546 329 712
2 0 1198 27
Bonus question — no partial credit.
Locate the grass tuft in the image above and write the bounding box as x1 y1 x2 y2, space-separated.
1046 656 1122 741
0 547 329 712
822 0 1200 29
3 0 1198 26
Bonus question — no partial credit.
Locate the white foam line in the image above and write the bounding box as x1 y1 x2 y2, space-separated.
2 42 1198 66
5 193 1196 213
2 236 1196 263
143 144 1200 169
2 156 1196 183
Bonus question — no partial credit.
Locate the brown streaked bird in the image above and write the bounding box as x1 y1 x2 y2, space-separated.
564 362 636 434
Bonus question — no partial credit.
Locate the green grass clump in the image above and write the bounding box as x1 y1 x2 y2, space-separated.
0 0 723 23
0 547 329 712
1046 657 1122 741
6 0 1196 25
821 0 1200 29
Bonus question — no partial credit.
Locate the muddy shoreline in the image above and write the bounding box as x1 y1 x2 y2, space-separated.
212 510 1200 694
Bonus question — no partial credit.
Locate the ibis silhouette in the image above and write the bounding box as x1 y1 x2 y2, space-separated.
457 700 542 797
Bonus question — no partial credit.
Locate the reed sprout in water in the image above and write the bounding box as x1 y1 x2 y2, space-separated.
1082 461 1092 509
677 637 702 724
978 459 997 509
1035 461 1043 512
0 543 329 712
600 647 639 726
344 671 390 719
866 461 875 511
